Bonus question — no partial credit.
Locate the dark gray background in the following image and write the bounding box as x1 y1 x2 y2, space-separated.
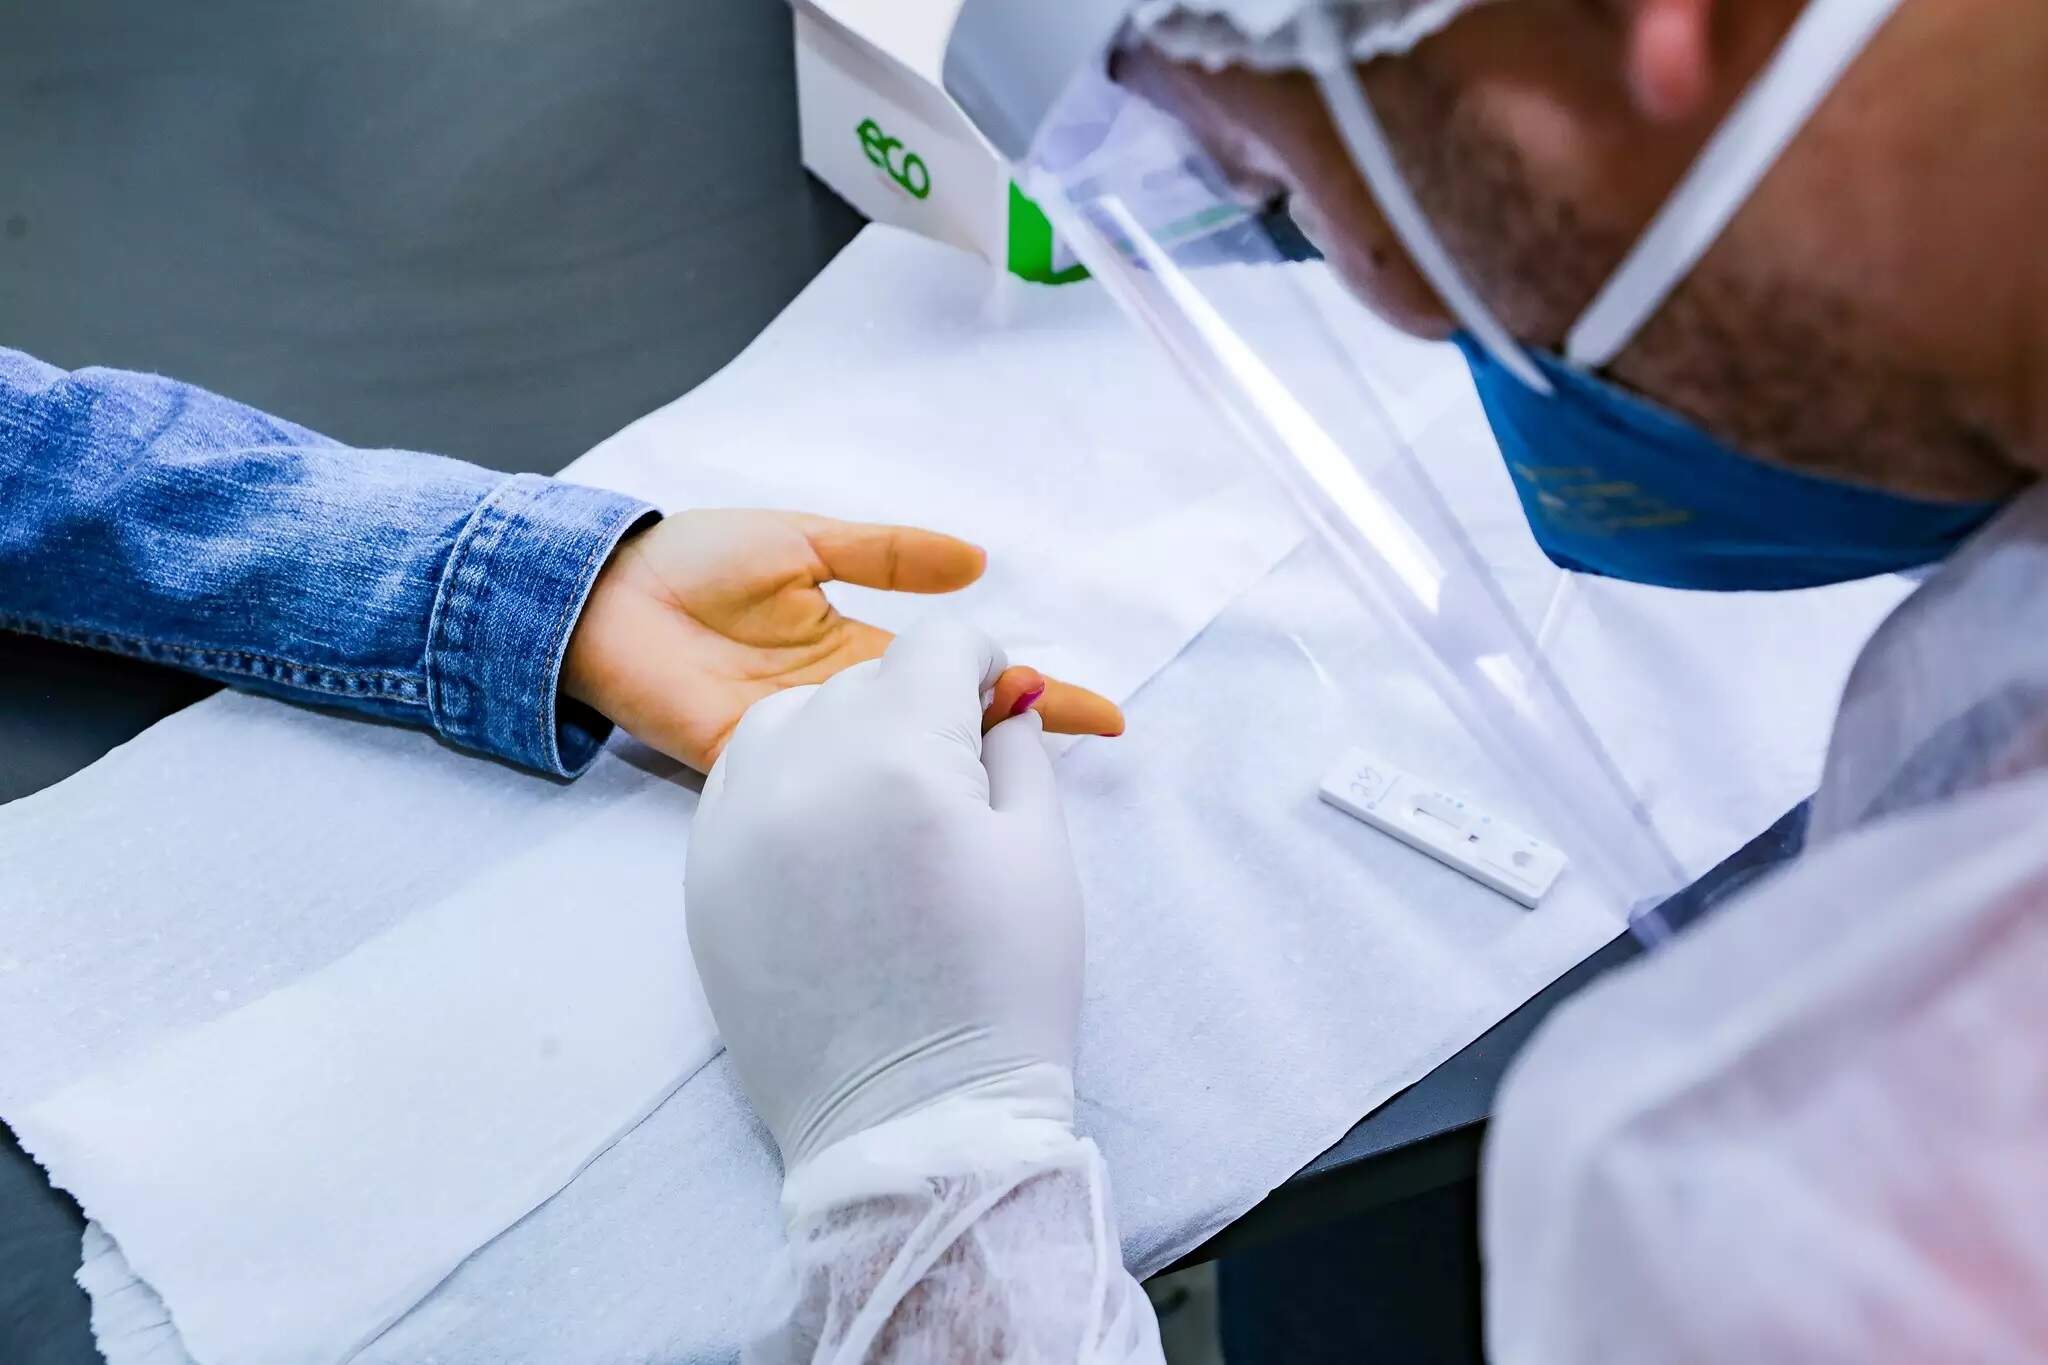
1 2 1748 1358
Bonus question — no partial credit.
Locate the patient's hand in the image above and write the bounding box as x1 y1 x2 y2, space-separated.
561 509 1124 771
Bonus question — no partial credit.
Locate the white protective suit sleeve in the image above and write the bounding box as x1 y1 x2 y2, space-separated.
687 617 1165 1364
758 1110 1159 1363
1483 772 2048 1364
1483 491 2048 1364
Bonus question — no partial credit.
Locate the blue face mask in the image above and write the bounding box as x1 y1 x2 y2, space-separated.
1308 0 2008 592
1453 334 2003 591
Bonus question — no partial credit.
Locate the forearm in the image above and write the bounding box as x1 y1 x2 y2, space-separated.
756 1115 1164 1364
0 348 653 774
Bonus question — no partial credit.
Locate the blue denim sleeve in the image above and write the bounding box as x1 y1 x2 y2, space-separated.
0 348 658 776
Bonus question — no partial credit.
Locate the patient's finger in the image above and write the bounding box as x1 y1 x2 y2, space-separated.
976 667 1125 738
982 666 1047 732
1036 678 1125 738
795 515 987 594
826 620 1124 740
978 664 1127 739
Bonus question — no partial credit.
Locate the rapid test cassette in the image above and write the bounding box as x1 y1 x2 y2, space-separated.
1318 749 1568 907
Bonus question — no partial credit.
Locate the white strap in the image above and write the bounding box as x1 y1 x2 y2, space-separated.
1566 0 1906 368
1307 14 1554 394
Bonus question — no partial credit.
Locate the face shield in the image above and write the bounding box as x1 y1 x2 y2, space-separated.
945 0 1909 943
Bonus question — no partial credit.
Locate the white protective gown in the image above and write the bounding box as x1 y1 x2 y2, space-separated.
1484 483 2048 1363
759 485 2048 1363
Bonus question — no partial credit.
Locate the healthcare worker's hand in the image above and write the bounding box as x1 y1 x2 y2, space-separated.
563 509 1123 772
686 616 1085 1168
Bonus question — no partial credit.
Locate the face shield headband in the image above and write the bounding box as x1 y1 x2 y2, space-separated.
1302 0 1910 391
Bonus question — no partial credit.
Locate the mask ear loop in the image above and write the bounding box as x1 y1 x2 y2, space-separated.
1303 13 1554 395
1566 0 1906 368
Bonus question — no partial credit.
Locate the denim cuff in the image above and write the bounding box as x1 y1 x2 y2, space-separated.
425 474 658 776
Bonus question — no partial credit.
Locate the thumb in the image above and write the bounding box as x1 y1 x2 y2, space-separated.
704 682 820 801
877 616 1008 742
981 710 1059 817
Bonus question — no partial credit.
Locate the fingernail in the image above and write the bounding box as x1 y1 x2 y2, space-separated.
1009 685 1046 717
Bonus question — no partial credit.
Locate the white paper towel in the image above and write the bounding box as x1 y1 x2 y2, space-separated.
74 543 1906 1365
26 755 712 1365
2 224 1308 1364
0 227 1913 1364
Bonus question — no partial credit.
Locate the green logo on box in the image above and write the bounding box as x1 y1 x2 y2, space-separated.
857 118 932 200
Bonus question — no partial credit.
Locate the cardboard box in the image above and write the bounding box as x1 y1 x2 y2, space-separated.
794 0 1083 283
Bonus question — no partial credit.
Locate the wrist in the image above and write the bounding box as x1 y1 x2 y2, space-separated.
558 514 660 713
781 1076 1082 1227
785 1055 1077 1171
424 476 655 776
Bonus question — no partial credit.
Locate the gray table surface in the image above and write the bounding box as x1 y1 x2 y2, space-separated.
1 2 1776 1358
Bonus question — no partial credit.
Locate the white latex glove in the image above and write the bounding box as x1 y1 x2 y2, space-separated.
688 617 1162 1364
687 615 1085 1169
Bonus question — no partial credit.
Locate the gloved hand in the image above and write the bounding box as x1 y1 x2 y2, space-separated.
685 615 1086 1170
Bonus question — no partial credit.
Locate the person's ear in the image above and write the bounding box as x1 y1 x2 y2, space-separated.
1625 0 1717 121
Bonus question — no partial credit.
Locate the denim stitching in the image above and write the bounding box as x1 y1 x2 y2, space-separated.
1 613 425 703
534 496 649 772
423 477 516 741
425 475 532 747
453 485 522 731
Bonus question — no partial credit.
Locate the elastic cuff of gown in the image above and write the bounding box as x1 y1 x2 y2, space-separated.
781 1097 1089 1226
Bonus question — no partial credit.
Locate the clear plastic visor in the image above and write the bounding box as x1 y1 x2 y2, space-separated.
1021 60 1734 944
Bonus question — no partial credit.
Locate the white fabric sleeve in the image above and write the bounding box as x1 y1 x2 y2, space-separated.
1482 772 2048 1364
746 1108 1165 1365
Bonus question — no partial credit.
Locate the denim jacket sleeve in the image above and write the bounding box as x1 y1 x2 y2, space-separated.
0 348 657 777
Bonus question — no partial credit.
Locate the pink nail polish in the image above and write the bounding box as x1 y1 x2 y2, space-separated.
1009 685 1046 717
